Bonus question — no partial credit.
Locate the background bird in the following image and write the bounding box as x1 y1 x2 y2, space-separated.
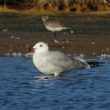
42 16 70 43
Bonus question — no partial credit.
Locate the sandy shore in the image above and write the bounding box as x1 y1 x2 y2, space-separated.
0 13 109 56
0 31 110 56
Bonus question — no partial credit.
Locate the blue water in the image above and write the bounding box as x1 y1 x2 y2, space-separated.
0 57 110 110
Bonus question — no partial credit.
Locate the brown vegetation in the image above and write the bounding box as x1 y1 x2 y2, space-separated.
0 0 110 12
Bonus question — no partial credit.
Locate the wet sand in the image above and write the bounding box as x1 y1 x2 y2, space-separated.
0 13 110 56
0 31 110 56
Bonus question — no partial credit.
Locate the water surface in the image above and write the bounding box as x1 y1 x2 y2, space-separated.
0 57 110 110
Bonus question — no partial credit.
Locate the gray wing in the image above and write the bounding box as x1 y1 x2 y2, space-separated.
45 51 88 70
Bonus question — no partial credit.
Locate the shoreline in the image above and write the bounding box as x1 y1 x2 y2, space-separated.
0 13 110 57
0 32 110 57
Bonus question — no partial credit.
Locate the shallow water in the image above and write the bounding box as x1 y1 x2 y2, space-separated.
0 57 110 110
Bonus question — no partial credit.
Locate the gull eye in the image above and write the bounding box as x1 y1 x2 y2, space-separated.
40 45 42 47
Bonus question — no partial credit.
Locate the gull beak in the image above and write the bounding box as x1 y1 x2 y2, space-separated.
28 48 36 52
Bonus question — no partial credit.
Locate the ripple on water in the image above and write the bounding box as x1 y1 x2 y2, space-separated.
0 57 110 110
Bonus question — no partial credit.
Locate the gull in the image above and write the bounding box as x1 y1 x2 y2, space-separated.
30 42 102 77
42 16 70 43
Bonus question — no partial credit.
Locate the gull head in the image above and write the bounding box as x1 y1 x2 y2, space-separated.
42 16 49 22
30 42 49 53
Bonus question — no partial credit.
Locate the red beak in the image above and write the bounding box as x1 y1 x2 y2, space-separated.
28 48 36 52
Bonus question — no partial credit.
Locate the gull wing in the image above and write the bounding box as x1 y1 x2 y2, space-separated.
45 51 88 70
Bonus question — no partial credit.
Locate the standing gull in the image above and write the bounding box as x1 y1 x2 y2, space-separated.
42 16 70 43
30 42 102 77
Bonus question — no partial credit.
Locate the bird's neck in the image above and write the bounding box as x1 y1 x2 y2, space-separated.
43 20 49 25
33 51 47 58
33 51 47 67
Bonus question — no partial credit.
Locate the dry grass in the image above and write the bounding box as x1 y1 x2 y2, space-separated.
0 6 110 16
0 6 19 13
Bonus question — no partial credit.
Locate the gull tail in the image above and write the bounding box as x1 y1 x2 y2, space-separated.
87 61 104 68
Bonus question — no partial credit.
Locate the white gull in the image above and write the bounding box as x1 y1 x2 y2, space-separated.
30 42 92 77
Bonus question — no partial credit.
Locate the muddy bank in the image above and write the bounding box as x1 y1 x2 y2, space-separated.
0 32 110 56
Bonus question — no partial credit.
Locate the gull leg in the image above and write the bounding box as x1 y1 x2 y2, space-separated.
54 72 61 77
35 74 54 80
